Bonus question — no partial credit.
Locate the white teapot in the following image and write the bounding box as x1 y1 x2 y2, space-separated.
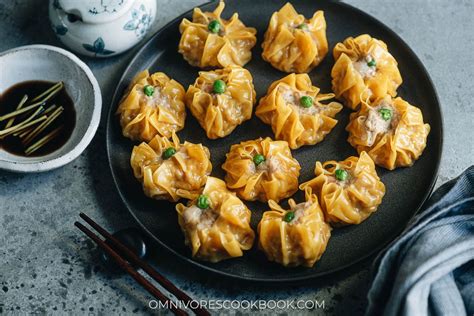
49 0 157 57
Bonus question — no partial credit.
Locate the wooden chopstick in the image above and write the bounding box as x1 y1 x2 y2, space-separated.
76 213 211 316
74 221 189 316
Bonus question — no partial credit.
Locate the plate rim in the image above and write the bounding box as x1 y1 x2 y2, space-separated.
106 0 443 282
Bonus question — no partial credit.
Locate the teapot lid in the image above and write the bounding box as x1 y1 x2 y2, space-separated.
57 0 135 24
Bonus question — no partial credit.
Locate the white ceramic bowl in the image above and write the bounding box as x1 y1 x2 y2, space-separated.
0 45 102 172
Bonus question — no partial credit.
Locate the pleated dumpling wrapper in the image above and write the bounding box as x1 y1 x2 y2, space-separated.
130 133 212 202
346 96 430 170
331 34 402 110
256 73 343 149
300 152 385 225
261 3 328 73
178 1 257 68
185 65 256 139
176 177 255 263
258 187 331 267
116 70 186 142
222 137 301 202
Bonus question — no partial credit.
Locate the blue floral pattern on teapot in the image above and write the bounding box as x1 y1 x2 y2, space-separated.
48 0 156 58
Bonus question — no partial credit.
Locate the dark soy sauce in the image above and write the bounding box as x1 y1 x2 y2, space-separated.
0 81 76 157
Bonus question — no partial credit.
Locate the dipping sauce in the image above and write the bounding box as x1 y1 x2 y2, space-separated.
0 81 76 157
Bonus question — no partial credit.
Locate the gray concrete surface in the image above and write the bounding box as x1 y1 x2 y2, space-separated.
1 0 473 315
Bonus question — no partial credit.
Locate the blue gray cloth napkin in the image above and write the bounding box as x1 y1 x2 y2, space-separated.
366 166 474 316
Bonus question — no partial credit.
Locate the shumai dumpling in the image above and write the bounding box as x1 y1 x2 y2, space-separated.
117 70 186 142
176 177 255 262
185 65 256 139
300 152 385 225
256 73 343 149
261 3 328 73
258 187 331 267
222 137 301 202
331 34 402 110
130 133 212 202
346 96 430 170
178 1 257 68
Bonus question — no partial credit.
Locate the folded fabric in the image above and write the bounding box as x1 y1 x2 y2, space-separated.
366 166 474 316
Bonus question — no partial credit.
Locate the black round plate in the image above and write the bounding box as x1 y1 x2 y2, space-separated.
106 0 443 282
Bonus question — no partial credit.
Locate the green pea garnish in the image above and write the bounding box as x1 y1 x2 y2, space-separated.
283 211 295 223
213 79 226 94
208 20 221 34
253 154 265 166
367 59 376 67
297 23 308 30
143 85 154 96
299 96 313 108
379 108 392 121
162 147 176 159
335 169 348 181
197 194 210 209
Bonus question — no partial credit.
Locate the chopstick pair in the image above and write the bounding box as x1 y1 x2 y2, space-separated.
75 213 210 316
